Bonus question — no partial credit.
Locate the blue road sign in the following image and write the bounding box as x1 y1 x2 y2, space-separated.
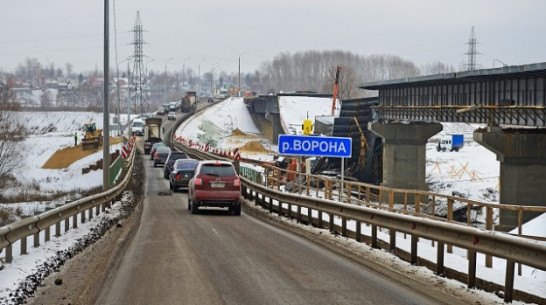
278 135 352 158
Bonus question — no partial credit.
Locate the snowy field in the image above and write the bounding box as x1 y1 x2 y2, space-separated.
0 111 126 218
1 103 545 304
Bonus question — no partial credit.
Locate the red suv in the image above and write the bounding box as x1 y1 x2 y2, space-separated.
188 160 241 215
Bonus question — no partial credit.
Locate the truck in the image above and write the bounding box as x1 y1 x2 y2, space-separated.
437 134 464 152
181 91 197 112
143 117 163 154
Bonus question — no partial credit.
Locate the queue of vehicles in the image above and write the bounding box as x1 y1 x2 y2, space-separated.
132 110 242 216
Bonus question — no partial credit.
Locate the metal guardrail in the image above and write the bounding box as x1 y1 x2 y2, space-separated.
0 146 136 263
172 141 546 303
240 176 546 303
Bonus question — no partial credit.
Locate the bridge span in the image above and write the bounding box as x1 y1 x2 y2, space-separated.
360 62 546 230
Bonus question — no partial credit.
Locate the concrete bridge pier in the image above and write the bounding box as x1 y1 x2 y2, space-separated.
474 127 546 231
265 113 283 145
369 120 443 203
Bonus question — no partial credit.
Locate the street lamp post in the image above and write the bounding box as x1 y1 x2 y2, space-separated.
238 53 244 97
164 57 174 104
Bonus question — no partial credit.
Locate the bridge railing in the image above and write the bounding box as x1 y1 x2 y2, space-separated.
247 164 546 241
240 175 546 304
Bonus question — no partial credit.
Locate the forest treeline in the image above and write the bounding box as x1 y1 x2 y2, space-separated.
256 50 455 99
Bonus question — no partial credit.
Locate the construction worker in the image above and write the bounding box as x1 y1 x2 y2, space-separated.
74 132 78 146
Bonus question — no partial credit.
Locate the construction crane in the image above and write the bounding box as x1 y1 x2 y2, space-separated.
331 66 342 116
353 117 369 168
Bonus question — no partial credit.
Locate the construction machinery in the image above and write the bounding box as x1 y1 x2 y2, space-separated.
82 122 103 150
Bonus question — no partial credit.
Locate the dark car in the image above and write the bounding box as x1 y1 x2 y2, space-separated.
163 151 189 178
188 160 241 215
144 138 162 154
153 147 171 167
169 159 199 191
207 97 214 103
150 142 166 160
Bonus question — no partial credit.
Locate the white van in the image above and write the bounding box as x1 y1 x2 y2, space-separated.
131 118 144 136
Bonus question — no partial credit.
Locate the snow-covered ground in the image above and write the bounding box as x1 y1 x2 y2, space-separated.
0 111 127 219
1 101 545 304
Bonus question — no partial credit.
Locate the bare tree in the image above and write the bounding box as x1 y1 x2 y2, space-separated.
258 50 423 98
0 92 27 185
420 61 455 75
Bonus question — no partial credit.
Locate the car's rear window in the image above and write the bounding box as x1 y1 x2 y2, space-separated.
169 152 188 160
199 164 236 177
176 160 198 170
156 147 171 153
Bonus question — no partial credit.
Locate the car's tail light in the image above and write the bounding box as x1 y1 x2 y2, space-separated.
233 179 240 187
195 178 202 186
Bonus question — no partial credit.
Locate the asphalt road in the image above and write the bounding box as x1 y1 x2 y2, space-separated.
94 152 440 305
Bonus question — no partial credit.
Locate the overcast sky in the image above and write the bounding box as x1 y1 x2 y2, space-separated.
1 0 545 77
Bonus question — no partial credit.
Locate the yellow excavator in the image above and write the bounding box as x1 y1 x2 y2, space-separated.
82 122 103 150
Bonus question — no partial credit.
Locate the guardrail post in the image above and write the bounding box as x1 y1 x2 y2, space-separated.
81 209 86 224
329 214 334 233
72 214 78 229
268 197 273 213
505 259 515 302
88 207 93 220
356 221 362 242
256 193 262 206
65 217 70 232
6 245 12 263
33 232 39 248
296 206 301 223
277 202 283 216
389 229 396 252
56 222 61 237
371 224 378 248
341 217 347 237
437 242 445 276
410 235 417 264
468 249 477 288
21 236 27 255
45 226 50 242
318 211 323 228
287 202 292 218
307 207 312 225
